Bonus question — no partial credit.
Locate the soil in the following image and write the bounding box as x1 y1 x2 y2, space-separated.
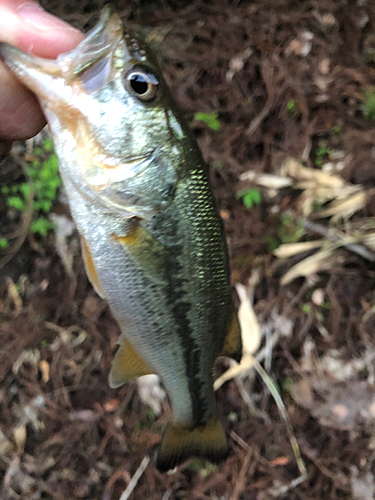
1 1 375 499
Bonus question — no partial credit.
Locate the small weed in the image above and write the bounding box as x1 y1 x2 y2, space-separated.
2 137 61 238
301 303 311 314
320 302 331 310
314 146 332 167
278 212 304 244
194 111 221 130
0 237 9 249
331 124 342 135
236 187 261 210
361 87 375 120
264 235 280 252
282 377 294 394
286 100 296 114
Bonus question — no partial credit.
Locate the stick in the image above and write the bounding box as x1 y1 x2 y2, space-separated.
119 456 150 500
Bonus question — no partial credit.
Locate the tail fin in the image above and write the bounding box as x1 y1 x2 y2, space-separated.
156 418 228 472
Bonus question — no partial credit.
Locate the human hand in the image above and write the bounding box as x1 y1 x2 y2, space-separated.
0 0 83 159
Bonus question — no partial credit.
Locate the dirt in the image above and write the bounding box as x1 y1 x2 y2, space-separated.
1 1 375 499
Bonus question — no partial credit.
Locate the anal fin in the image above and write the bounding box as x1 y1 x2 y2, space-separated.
156 418 228 472
80 236 105 299
220 303 242 363
109 337 154 388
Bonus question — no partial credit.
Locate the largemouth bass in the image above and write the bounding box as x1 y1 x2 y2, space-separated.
0 8 242 471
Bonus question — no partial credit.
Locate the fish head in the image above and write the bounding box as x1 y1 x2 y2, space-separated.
0 8 191 219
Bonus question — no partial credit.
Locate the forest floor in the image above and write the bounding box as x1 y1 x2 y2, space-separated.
1 1 375 499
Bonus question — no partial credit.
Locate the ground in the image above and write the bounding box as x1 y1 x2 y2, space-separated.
1 1 375 499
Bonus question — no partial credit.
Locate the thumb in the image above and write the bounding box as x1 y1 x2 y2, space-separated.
0 1 83 144
0 0 82 57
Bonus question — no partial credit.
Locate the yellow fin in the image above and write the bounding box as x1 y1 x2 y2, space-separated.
80 236 105 299
156 418 228 472
109 337 154 388
114 219 166 281
220 304 242 363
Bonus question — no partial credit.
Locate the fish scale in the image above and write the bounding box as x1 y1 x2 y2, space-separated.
0 7 242 471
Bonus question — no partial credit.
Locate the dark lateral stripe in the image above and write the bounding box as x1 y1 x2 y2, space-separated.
160 213 207 425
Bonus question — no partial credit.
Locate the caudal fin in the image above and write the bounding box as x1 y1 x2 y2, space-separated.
156 418 228 472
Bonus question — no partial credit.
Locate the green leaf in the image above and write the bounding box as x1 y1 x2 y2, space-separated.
20 183 31 199
194 111 221 131
239 188 261 210
286 100 296 114
43 137 54 152
7 196 25 211
30 217 54 237
0 237 9 249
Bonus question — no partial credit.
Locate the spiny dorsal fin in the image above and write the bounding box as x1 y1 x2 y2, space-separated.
156 418 228 472
109 336 154 388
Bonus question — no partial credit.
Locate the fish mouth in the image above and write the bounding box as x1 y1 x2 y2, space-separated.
0 7 123 108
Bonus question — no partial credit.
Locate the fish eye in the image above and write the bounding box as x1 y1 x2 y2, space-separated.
126 67 160 102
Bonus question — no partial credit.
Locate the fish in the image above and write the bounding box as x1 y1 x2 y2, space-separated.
0 7 242 471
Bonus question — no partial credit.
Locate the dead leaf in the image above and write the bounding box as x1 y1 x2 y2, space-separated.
39 360 50 383
214 282 260 390
269 456 290 467
280 245 341 285
274 240 323 259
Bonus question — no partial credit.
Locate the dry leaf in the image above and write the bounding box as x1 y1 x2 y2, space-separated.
39 360 50 383
240 171 292 189
317 190 371 221
13 425 27 453
214 283 261 390
274 240 323 259
280 244 341 285
137 374 166 416
236 283 261 355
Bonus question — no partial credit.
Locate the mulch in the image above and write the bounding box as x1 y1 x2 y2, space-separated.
1 0 375 498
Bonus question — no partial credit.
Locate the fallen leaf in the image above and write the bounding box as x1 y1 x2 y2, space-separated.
269 456 290 467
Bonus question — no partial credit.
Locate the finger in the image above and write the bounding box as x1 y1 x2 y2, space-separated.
0 1 83 141
0 1 83 57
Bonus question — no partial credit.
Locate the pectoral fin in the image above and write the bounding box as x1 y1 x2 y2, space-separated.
109 337 154 388
114 219 166 281
80 236 105 299
220 305 242 363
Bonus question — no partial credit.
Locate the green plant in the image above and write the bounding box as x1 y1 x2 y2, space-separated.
278 212 304 244
331 124 342 135
2 137 61 238
0 237 9 249
301 303 311 314
194 111 221 130
236 187 261 210
361 87 375 120
264 236 280 252
286 99 296 114
314 146 332 167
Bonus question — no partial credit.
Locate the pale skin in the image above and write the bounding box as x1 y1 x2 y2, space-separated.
0 0 83 159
